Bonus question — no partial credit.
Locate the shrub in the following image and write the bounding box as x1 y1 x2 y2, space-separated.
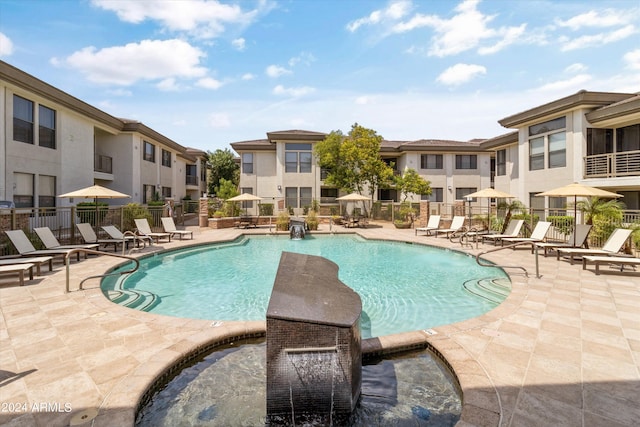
122 203 151 231
259 203 274 216
77 202 109 226
306 211 319 230
547 215 574 236
276 211 290 231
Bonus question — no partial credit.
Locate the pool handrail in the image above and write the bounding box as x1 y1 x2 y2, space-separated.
63 248 140 292
476 242 529 277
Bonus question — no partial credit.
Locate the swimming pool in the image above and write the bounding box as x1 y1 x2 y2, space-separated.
102 235 509 338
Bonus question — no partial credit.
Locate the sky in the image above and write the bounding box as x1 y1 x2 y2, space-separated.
1 0 639 153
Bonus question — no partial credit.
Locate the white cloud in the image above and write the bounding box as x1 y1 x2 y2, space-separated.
266 64 292 78
624 49 640 70
346 0 412 32
57 39 207 85
534 74 592 93
436 63 486 86
272 85 315 97
555 9 631 30
288 52 316 67
355 96 373 105
107 88 133 96
560 25 637 51
197 77 224 89
565 63 587 74
91 0 261 39
477 24 526 55
232 38 246 51
209 113 231 128
0 32 14 56
241 73 255 80
157 78 182 91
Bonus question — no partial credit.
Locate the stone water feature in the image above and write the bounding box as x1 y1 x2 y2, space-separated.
289 217 306 239
266 252 362 425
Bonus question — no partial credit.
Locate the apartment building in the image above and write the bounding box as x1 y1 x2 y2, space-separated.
1 61 207 209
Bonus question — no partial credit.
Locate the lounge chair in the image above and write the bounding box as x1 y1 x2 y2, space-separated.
161 217 193 239
76 223 124 252
0 263 35 286
102 225 152 247
0 256 54 276
415 215 441 236
501 221 552 251
134 218 171 243
582 255 640 275
481 219 524 245
556 228 632 265
5 229 83 262
34 227 99 253
433 216 466 238
534 224 592 257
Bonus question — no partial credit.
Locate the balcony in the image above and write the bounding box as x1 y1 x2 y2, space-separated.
185 175 198 186
94 154 112 174
584 150 640 178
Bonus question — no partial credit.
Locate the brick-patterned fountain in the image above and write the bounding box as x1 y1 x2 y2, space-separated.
266 251 362 425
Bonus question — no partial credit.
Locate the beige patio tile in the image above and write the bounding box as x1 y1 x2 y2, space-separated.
509 389 582 427
539 318 581 338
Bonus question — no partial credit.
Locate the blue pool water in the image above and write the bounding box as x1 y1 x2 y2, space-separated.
102 235 509 338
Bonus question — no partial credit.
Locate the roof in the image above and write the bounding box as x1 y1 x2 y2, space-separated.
266 129 328 142
499 90 636 129
479 131 519 150
585 93 640 126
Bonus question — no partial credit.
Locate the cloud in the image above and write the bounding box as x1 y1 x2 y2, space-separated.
355 96 373 105
241 73 255 80
56 39 207 85
0 32 13 56
197 77 224 89
272 85 315 97
346 0 412 32
560 25 636 51
209 112 231 128
564 63 587 74
265 64 292 78
555 9 632 30
533 74 592 93
624 49 640 70
436 63 486 86
288 51 316 67
91 0 262 39
157 78 182 91
232 38 246 51
107 88 133 97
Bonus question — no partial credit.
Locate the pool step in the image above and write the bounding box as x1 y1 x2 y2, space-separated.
107 273 161 311
463 277 511 304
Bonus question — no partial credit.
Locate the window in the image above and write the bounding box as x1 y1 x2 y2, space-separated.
13 95 34 144
300 187 312 209
285 187 298 208
549 196 566 216
285 143 312 173
201 159 207 181
13 172 34 207
455 187 477 201
496 149 506 176
320 188 338 202
616 124 640 152
529 193 545 219
455 155 477 169
529 137 545 171
241 187 254 209
186 165 197 185
422 188 443 202
143 141 155 162
38 175 56 208
38 105 56 149
242 153 253 174
528 117 566 171
143 184 154 204
162 187 171 198
548 132 566 168
162 149 171 167
587 128 613 155
421 154 443 169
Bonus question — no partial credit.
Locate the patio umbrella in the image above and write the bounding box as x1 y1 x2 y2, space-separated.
536 182 622 246
227 193 262 215
465 188 515 231
59 184 131 232
336 192 371 216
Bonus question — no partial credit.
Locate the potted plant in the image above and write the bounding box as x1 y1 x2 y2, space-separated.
306 211 319 231
394 202 416 229
276 211 290 231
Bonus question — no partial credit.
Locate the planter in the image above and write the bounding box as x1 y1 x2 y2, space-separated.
393 222 412 229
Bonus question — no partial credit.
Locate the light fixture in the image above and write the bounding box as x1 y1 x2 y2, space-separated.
277 185 282 191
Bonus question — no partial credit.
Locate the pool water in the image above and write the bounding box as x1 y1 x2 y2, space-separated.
135 339 462 427
102 235 508 338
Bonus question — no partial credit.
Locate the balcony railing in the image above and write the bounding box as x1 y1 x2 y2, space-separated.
185 175 198 186
94 154 113 174
584 150 640 178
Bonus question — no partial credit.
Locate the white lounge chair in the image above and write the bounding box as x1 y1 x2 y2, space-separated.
582 255 640 275
102 225 152 248
0 256 54 276
534 224 592 257
134 218 171 243
34 226 99 252
0 263 35 286
501 221 552 251
481 219 524 245
5 229 83 262
76 223 124 252
556 228 632 265
415 215 441 236
161 217 193 240
433 216 466 238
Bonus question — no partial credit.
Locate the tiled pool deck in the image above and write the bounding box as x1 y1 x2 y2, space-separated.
1 223 639 426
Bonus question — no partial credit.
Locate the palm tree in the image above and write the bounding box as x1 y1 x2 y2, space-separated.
575 197 626 249
497 200 525 233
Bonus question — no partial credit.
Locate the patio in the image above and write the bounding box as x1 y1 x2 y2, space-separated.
0 222 638 426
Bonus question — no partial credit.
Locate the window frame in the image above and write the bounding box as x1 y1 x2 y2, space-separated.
161 149 172 167
420 154 443 169
143 141 156 163
455 187 477 201
284 143 313 174
422 187 443 202
496 149 506 176
242 153 253 174
13 172 34 208
455 155 477 170
38 104 56 149
13 95 34 145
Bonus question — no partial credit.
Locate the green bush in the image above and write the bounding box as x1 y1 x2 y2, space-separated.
259 203 274 216
547 215 574 235
306 211 319 230
77 202 109 226
122 203 151 231
276 211 290 231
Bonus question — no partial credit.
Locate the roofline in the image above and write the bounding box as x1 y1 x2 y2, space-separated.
498 90 636 128
266 130 328 142
585 95 640 124
479 131 519 150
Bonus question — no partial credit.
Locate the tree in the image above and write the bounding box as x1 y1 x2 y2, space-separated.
207 149 239 195
575 197 625 225
314 123 394 202
395 168 431 202
215 178 239 200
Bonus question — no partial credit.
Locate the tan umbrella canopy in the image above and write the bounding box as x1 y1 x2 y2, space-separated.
465 188 516 230
536 182 622 246
227 193 262 215
335 192 371 201
59 184 131 232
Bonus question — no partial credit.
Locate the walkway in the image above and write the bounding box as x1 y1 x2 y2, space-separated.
0 223 638 426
